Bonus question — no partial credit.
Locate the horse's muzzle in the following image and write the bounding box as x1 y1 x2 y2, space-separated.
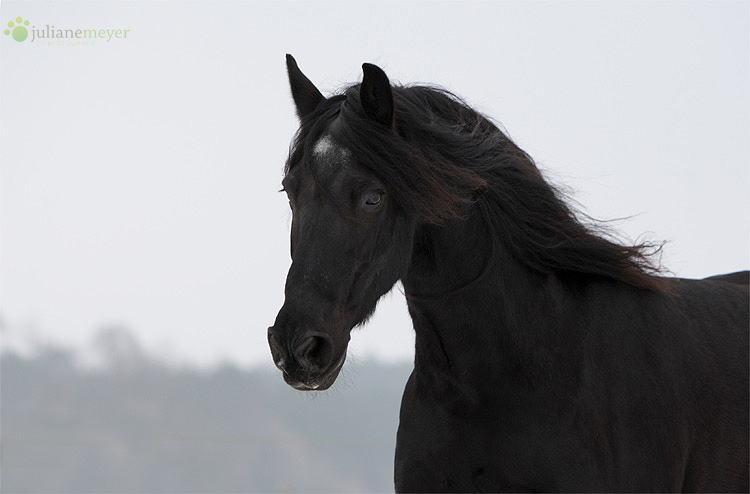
267 326 345 391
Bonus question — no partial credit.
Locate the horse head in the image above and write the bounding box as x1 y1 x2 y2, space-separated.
267 55 415 390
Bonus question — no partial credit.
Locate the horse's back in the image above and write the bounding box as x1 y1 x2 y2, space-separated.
703 270 750 285
673 275 748 492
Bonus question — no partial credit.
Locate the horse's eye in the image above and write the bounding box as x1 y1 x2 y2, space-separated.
365 192 383 207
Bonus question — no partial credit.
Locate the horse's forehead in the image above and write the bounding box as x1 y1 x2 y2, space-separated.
311 134 353 181
313 134 350 159
313 135 338 156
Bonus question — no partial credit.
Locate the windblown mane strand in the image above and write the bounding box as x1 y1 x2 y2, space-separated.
301 84 666 291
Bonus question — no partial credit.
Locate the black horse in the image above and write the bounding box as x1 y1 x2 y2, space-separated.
268 55 749 493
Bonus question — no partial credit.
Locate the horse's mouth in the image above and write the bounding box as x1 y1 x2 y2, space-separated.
284 352 347 391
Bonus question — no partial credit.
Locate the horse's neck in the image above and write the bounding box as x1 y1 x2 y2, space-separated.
402 210 573 388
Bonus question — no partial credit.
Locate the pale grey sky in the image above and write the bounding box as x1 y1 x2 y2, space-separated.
1 1 748 369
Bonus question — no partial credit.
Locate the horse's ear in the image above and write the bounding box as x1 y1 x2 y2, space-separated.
360 63 394 127
286 54 324 119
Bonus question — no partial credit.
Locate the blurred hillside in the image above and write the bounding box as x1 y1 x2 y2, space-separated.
1 328 413 493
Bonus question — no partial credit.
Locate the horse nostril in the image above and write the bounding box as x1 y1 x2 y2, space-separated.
267 328 288 373
294 332 334 373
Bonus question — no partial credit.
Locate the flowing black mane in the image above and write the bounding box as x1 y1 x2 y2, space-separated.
287 84 664 291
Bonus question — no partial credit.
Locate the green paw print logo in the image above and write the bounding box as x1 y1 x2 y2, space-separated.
4 17 30 42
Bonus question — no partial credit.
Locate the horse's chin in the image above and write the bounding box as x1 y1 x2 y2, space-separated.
284 351 347 391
